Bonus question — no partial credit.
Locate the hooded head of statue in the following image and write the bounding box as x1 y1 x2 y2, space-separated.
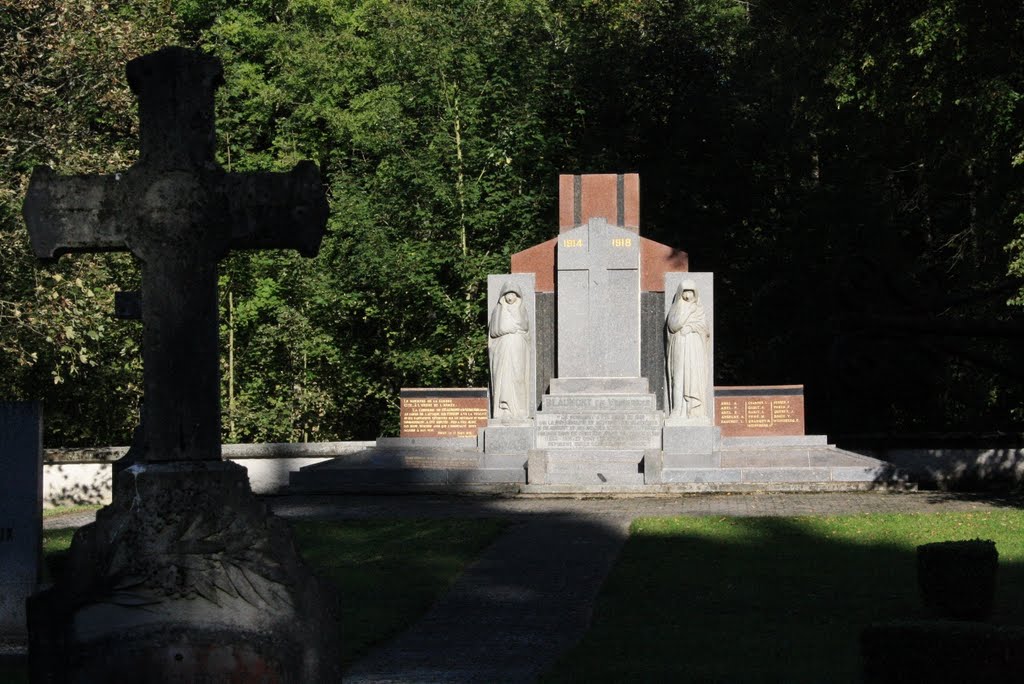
490 280 529 337
674 279 699 304
499 280 522 306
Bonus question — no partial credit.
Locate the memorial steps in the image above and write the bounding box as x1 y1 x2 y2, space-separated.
526 378 662 486
287 378 911 495
288 437 913 495
288 386 912 495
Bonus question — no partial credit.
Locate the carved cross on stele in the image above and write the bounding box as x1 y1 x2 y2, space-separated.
22 47 328 462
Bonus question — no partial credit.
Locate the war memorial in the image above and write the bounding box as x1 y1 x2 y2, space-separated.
292 173 907 492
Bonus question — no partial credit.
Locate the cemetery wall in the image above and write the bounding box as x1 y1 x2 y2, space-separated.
41 442 373 506
848 446 1024 490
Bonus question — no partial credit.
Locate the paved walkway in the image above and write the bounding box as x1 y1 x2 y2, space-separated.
43 491 1024 682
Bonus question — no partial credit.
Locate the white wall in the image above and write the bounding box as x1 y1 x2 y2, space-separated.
42 441 373 508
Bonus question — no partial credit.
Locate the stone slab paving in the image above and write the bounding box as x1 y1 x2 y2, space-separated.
262 491 1024 523
344 514 630 683
40 492 1024 682
44 491 1024 531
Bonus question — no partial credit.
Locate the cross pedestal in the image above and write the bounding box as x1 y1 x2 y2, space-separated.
23 48 339 682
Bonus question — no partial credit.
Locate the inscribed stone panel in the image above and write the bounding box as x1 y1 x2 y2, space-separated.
715 386 806 437
400 388 489 438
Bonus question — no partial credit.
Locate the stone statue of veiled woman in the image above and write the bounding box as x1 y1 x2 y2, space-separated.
666 279 710 422
488 281 530 420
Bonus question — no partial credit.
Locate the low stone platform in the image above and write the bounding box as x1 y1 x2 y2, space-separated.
287 441 911 494
288 446 526 494
528 449 645 486
647 445 908 488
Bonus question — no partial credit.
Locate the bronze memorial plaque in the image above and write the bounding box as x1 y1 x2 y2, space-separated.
714 385 806 437
400 388 489 438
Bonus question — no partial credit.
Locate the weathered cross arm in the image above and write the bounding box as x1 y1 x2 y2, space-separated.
225 160 328 257
23 167 131 261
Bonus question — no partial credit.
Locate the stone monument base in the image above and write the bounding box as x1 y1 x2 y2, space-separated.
527 376 663 484
482 421 536 454
662 425 721 454
29 460 340 683
528 449 645 485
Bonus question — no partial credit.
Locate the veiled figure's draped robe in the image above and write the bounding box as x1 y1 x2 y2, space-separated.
488 284 530 419
666 285 710 418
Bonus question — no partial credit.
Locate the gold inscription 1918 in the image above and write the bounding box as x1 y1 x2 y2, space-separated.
611 238 632 247
563 239 584 248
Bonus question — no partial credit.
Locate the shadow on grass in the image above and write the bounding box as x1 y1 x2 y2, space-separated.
542 513 1024 683
333 509 630 682
919 490 1024 510
21 495 1024 683
289 517 509 669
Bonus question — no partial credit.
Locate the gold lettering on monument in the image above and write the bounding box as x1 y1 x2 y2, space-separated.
718 399 743 425
744 399 772 428
611 238 632 247
401 397 488 438
770 399 799 424
713 391 805 437
563 239 584 248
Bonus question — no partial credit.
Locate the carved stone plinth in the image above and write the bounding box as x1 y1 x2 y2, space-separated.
29 461 340 683
662 424 721 454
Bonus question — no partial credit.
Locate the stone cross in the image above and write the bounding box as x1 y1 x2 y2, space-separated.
556 217 641 377
22 47 328 462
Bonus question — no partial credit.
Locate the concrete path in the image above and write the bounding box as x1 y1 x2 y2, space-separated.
43 491 1024 682
263 490 1021 523
343 514 630 683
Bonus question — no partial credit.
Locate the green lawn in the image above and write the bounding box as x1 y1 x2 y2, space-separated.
543 511 1024 683
14 510 1024 683
41 505 101 520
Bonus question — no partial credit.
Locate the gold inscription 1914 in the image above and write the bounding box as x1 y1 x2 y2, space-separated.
563 239 584 248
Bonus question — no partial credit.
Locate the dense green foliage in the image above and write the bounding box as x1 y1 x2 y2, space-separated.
545 511 1024 681
2 0 1022 444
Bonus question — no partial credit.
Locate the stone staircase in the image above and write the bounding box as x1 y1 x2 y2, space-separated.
529 378 663 485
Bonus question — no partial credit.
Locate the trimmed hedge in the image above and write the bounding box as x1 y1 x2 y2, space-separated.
862 620 1024 683
917 539 998 621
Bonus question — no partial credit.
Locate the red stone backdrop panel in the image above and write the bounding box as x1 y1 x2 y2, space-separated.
641 238 689 292
513 173 686 292
511 237 557 292
558 173 640 233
